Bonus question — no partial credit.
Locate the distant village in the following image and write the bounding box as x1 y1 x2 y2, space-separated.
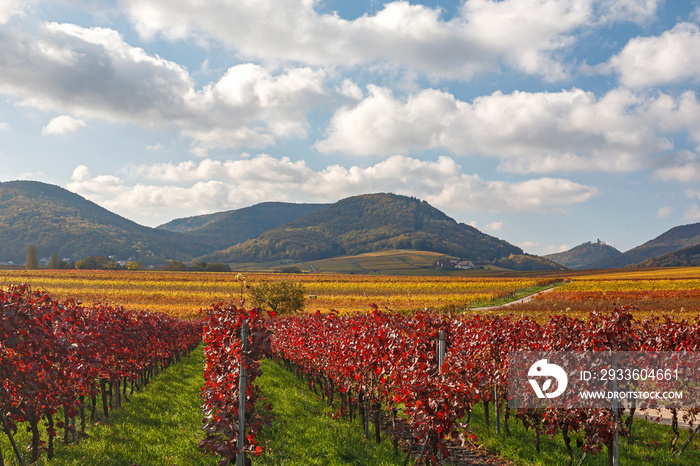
435 258 475 270
0 254 141 268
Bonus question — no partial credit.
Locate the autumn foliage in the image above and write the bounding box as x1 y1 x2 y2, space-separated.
0 284 202 463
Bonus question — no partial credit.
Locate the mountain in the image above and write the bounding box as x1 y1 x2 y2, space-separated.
200 193 533 267
157 202 329 251
0 180 213 264
587 222 700 269
544 240 621 269
0 182 572 271
633 243 700 268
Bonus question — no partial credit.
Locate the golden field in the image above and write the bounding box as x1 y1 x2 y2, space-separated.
2 265 700 319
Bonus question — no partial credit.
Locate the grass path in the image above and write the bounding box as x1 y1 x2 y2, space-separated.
28 345 212 466
254 359 405 465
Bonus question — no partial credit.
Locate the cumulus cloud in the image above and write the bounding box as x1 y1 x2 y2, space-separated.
546 244 572 253
657 206 673 218
317 85 698 174
42 115 85 135
684 204 700 221
0 0 35 24
123 0 659 81
0 23 328 152
484 222 503 232
68 154 598 225
654 151 700 182
518 240 539 252
608 23 700 87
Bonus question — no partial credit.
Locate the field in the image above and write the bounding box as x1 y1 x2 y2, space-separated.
4 266 700 319
4 266 700 465
502 267 700 319
0 268 564 318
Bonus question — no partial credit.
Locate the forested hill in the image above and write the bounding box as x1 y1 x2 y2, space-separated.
200 193 524 264
586 222 700 268
157 202 329 252
544 240 621 269
0 180 211 263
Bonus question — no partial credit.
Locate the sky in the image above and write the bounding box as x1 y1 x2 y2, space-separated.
1 0 700 256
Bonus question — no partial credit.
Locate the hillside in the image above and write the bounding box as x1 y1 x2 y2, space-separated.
200 193 530 267
544 240 621 269
0 180 212 264
587 222 700 269
633 243 700 267
158 202 329 251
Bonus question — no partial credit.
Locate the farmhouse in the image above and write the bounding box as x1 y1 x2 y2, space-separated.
435 259 475 270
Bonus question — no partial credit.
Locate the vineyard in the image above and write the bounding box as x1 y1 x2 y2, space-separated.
0 284 202 464
3 267 700 465
0 269 563 317
504 267 700 319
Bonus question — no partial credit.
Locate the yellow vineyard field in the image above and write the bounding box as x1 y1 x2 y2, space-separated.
1 269 555 318
3 266 699 319
503 267 700 318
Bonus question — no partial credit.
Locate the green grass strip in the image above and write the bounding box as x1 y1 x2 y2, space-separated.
469 402 700 466
5 345 212 466
470 282 561 308
254 359 405 465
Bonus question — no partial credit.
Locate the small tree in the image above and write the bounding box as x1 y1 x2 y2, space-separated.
48 253 61 269
26 245 39 270
250 280 306 315
204 262 231 272
125 260 142 270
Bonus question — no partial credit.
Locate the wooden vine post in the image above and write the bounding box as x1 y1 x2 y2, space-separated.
237 322 249 466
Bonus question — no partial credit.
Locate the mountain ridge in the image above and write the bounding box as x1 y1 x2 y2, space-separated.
0 180 206 264
199 193 532 266
157 202 330 252
3 179 696 272
586 222 700 269
544 240 621 269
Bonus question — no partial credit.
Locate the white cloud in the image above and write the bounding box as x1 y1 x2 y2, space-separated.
484 221 503 232
317 85 693 174
123 0 658 81
338 79 363 101
684 204 700 221
657 206 673 218
594 0 663 25
42 115 85 135
518 240 539 252
0 122 8 130
0 23 328 152
68 154 598 225
654 151 700 182
545 244 572 253
0 0 35 24
608 23 700 87
69 165 125 197
693 6 700 23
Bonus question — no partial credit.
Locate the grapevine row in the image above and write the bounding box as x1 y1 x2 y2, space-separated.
0 284 203 463
199 303 274 465
269 306 700 465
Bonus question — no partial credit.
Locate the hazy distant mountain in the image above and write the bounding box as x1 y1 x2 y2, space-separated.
0 180 211 264
544 240 621 269
158 202 329 251
200 193 545 268
587 223 700 269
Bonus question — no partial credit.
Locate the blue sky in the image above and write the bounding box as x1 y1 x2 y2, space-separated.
1 0 700 256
